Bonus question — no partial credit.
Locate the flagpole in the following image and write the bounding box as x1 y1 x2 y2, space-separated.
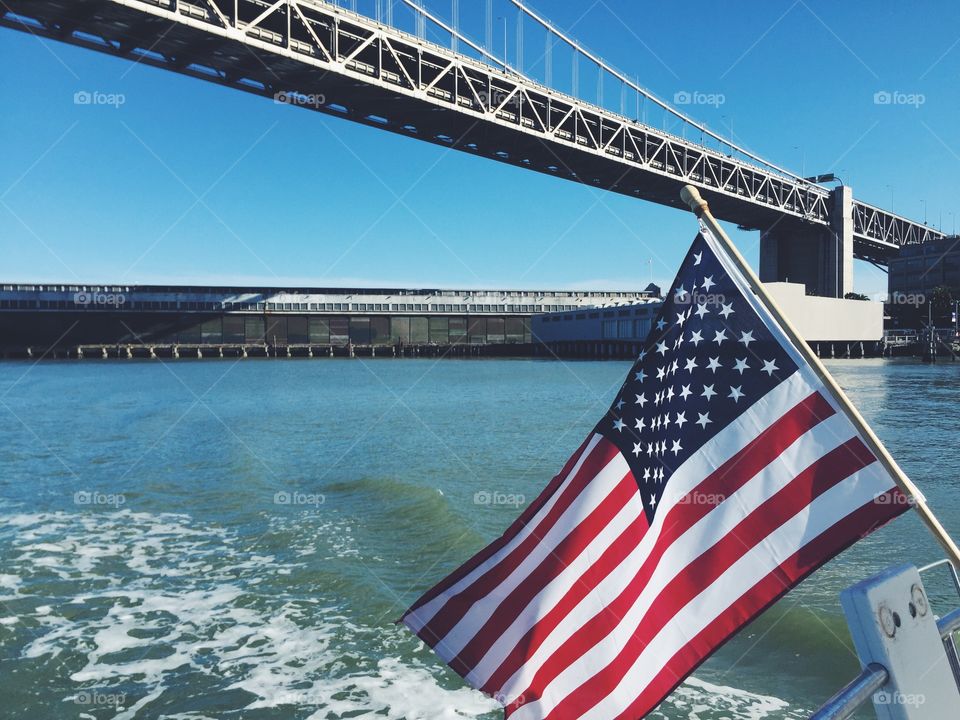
680 184 960 568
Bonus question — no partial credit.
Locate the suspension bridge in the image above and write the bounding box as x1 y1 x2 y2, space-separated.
2 0 944 297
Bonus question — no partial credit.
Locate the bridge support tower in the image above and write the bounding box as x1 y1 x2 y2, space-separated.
759 186 854 298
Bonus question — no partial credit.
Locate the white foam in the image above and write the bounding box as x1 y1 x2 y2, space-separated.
3 509 797 720
651 675 803 720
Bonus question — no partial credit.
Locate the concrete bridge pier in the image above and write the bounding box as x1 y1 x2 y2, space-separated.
759 186 853 298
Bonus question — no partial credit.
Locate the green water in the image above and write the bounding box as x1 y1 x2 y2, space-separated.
1 357 958 719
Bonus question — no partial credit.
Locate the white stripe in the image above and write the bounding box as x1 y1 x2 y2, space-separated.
404 434 603 634
463 480 645 686
493 374 832 702
575 462 896 720
433 451 631 664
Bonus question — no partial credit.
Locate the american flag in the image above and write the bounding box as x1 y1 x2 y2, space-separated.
402 228 909 720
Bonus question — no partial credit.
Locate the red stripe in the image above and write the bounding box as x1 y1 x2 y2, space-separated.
481 506 650 695
504 391 835 710
540 436 875 720
404 435 592 618
410 437 621 646
613 489 908 720
449 468 640 677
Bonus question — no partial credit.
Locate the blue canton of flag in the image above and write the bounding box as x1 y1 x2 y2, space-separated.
597 232 799 522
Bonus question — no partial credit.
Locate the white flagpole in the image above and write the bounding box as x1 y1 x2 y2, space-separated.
680 184 960 568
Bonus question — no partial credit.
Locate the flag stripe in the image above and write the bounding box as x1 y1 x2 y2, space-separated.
610 488 906 720
494 391 840 703
531 437 876 719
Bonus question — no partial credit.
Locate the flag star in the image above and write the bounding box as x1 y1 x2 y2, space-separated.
615 398 625 411
670 439 683 456
613 418 626 432
647 442 655 457
673 336 683 350
693 251 702 265
638 349 647 361
670 359 679 375
684 357 698 373
696 412 712 428
658 467 665 481
719 302 735 319
633 442 643 457
656 365 666 380
702 384 717 400
653 393 661 407
666 386 675 401
635 393 647 407
761 359 779 377
660 440 667 455
739 330 755 347
694 303 709 319
656 317 667 331
650 494 657 507
701 275 716 291
634 417 646 431
652 415 661 430
656 341 669 356
689 329 704 346
663 413 672 429
643 467 651 481
676 312 687 327
675 411 687 428
713 329 728 345
706 357 722 372
733 357 750 374
729 385 745 402
679 384 692 400
634 369 647 383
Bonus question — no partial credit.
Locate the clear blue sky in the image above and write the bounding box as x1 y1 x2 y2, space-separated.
2 0 959 297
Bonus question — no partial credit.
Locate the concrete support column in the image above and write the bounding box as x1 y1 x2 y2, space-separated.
830 185 854 298
758 185 854 298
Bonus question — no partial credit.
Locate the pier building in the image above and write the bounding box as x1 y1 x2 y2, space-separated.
0 283 654 359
